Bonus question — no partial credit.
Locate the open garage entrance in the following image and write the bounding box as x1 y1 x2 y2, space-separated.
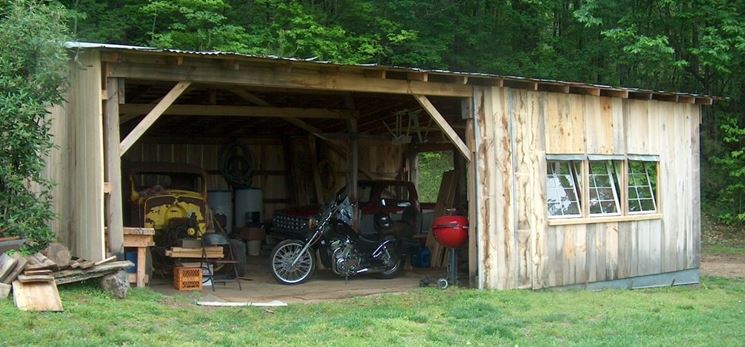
94 47 477 296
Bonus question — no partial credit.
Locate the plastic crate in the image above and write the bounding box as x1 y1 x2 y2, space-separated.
174 267 202 291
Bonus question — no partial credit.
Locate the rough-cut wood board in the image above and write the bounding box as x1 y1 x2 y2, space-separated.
54 260 134 285
123 227 155 236
2 255 27 284
0 282 10 299
0 253 17 282
94 255 117 266
69 50 106 262
24 269 53 276
12 280 63 312
18 274 55 283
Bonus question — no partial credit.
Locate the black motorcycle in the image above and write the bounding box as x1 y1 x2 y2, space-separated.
269 196 404 285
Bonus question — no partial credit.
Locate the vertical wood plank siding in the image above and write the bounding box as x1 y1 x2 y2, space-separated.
44 51 106 260
121 141 405 222
476 86 701 289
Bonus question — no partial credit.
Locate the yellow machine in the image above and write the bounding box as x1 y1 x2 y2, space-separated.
125 163 210 246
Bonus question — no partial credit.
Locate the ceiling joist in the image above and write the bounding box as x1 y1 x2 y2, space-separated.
119 104 350 119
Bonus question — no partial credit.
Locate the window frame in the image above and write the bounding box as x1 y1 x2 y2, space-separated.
587 160 622 217
545 154 660 223
546 159 583 219
627 159 659 215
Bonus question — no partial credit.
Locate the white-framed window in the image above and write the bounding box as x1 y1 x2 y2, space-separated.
546 160 582 218
628 159 658 213
546 154 660 219
588 160 621 216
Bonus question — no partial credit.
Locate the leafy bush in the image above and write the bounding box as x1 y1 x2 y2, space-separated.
0 0 69 252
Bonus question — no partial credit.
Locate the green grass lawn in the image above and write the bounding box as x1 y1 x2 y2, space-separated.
1 277 744 346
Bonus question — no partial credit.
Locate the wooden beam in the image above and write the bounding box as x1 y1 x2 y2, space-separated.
569 86 601 96
120 104 349 119
407 72 428 82
695 97 713 105
538 83 570 94
104 78 124 259
600 89 629 99
224 87 271 106
120 81 191 155
363 70 386 79
414 95 472 161
107 61 472 97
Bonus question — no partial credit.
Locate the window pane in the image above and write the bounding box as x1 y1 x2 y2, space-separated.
588 160 620 216
546 160 581 217
628 160 657 213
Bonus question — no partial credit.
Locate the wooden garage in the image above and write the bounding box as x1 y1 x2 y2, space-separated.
44 42 713 290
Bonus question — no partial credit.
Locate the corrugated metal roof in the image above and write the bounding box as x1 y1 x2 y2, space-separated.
64 41 714 101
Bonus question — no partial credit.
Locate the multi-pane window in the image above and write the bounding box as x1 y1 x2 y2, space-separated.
547 161 582 217
628 161 657 213
588 161 621 215
546 155 659 219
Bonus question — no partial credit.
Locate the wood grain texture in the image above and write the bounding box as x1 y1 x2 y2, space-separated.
12 280 63 312
477 86 701 289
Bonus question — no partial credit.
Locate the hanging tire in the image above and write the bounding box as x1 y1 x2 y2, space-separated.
270 239 316 285
377 245 403 279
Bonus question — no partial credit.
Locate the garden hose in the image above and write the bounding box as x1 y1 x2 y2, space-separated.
219 142 254 188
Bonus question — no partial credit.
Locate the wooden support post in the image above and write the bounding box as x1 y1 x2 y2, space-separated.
414 95 472 161
119 81 191 155
345 95 360 230
104 78 124 259
308 136 324 204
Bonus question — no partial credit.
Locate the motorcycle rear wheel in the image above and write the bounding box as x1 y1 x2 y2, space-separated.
271 239 316 285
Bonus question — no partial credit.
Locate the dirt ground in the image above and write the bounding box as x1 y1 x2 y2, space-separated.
700 254 745 279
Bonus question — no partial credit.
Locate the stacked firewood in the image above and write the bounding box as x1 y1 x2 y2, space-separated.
0 243 133 311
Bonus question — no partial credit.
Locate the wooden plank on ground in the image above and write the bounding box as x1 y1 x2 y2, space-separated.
18 274 55 283
23 269 53 276
0 253 17 282
2 255 27 284
12 280 63 312
25 253 57 271
0 282 10 299
54 260 134 285
94 255 117 266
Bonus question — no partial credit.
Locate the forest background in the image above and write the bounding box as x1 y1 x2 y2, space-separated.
3 1 743 248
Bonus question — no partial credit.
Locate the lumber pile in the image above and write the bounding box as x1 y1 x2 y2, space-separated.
426 170 458 268
166 246 223 258
0 242 134 311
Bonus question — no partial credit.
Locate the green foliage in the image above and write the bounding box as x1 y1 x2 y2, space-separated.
54 0 745 226
416 151 454 203
0 0 69 251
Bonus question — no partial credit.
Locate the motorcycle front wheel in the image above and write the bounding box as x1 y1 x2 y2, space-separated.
270 239 316 285
378 246 403 279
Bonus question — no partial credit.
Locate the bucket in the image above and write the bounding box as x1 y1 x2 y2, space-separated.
208 190 233 233
125 251 137 273
247 240 262 256
235 188 263 227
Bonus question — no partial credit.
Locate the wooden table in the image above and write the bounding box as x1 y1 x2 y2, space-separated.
123 227 155 288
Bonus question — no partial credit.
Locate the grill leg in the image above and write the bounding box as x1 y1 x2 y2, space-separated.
448 248 458 287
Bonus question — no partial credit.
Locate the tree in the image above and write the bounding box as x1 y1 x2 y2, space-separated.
0 0 70 251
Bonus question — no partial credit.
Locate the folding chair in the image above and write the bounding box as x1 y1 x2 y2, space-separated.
200 233 242 291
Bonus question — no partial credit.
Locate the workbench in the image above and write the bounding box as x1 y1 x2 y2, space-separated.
123 227 155 288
